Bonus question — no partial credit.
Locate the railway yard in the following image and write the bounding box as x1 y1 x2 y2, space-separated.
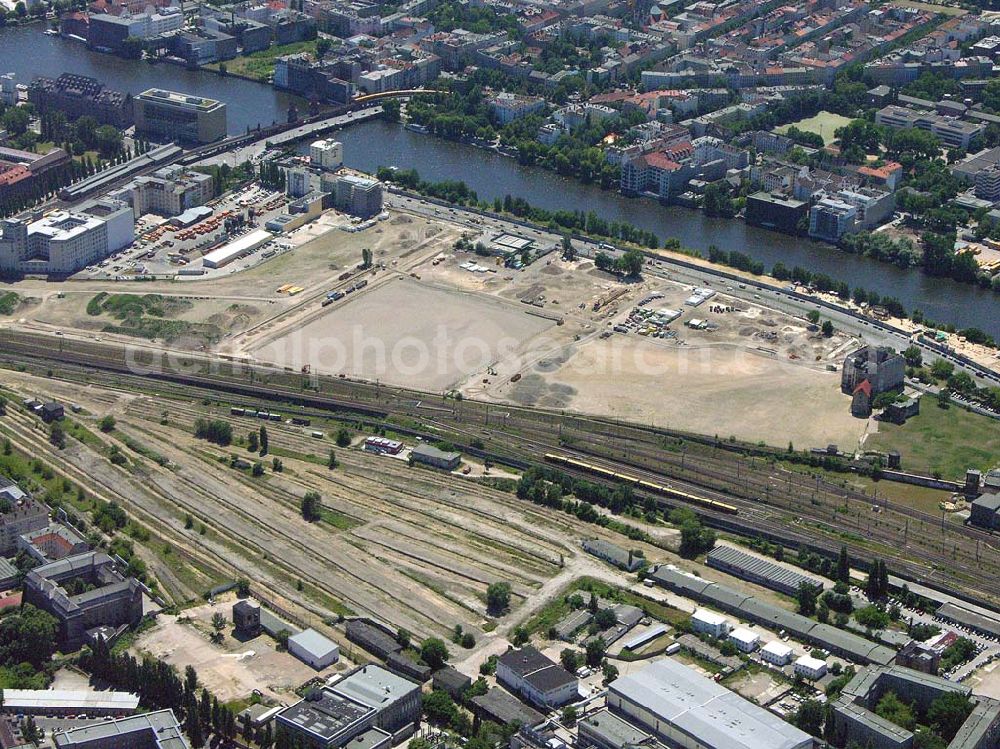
3 194 1000 723
1 325 1000 623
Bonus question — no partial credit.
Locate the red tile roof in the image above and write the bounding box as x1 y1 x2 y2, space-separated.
644 152 682 171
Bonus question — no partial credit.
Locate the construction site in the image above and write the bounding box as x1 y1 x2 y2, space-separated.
1 197 869 449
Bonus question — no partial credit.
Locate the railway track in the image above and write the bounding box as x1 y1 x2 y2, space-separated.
2 328 999 607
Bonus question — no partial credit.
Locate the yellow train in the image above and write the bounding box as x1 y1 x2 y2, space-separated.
543 453 739 515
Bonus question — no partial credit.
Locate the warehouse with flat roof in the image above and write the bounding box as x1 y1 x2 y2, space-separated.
287 628 339 670
201 229 272 269
2 689 139 716
607 659 812 749
707 545 823 596
53 709 190 749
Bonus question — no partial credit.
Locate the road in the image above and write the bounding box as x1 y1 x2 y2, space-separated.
195 107 383 168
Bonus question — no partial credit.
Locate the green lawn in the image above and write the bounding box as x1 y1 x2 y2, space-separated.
868 399 1000 480
519 576 689 635
205 40 327 82
889 0 966 15
776 111 854 146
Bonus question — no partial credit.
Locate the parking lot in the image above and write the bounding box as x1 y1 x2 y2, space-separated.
75 184 294 281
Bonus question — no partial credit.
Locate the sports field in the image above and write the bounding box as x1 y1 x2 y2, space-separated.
777 111 854 146
869 398 1000 480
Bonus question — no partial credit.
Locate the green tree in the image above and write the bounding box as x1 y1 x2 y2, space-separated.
903 345 922 367
797 581 819 616
585 636 605 667
486 581 512 615
876 691 915 730
422 689 458 725
0 605 58 669
362 248 373 268
120 36 145 60
327 449 338 469
98 415 116 432
561 706 578 726
836 545 850 584
927 691 974 741
49 422 65 449
560 648 579 672
855 605 890 631
381 99 401 123
258 425 268 456
301 491 321 521
615 249 644 277
561 234 576 261
793 699 825 737
247 431 259 452
420 638 450 670
94 125 123 158
335 428 352 447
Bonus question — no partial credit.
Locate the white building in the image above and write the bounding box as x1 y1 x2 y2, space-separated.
607 659 812 749
809 197 857 242
0 73 16 106
201 229 272 269
691 608 729 638
0 198 134 275
310 139 343 171
496 646 578 709
760 641 794 666
554 103 619 131
287 629 340 670
793 655 827 681
489 93 546 125
729 627 760 653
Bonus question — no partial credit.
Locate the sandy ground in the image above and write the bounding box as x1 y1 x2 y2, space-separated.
501 335 866 449
132 598 346 702
971 659 1000 699
250 276 555 390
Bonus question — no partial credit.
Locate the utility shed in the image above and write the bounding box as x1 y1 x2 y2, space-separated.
410 444 461 471
471 688 544 728
287 628 339 670
432 667 471 698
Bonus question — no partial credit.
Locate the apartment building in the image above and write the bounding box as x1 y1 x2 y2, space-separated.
114 166 214 217
875 105 984 150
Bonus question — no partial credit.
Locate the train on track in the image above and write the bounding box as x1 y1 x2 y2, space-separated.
544 453 739 516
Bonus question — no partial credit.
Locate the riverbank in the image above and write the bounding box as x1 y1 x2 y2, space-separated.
320 120 1000 337
385 185 1000 386
2 23 998 334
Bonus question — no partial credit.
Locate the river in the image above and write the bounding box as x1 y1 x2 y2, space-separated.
0 24 302 134
3 25 999 336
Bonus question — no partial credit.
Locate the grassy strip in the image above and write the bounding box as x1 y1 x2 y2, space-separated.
0 292 19 315
520 576 689 635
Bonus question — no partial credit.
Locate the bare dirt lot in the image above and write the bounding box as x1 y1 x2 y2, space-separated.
132 597 342 701
508 335 865 448
4 202 866 448
250 276 556 391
